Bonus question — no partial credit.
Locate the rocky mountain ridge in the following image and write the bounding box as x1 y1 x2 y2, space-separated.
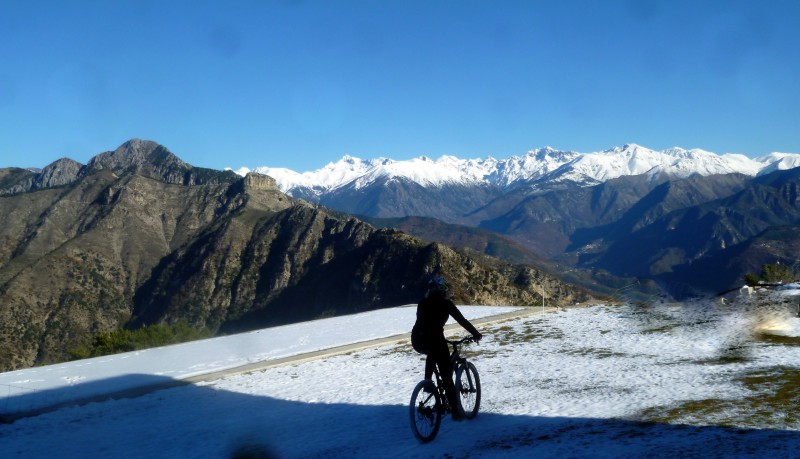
0 139 240 196
0 140 588 371
5 137 799 311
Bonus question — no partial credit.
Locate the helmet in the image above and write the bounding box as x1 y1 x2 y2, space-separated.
427 277 449 294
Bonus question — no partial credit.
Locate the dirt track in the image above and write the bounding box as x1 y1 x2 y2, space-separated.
185 305 555 384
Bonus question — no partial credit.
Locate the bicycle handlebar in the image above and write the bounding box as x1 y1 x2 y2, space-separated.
446 336 477 345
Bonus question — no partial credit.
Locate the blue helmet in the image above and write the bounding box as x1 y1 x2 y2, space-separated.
427 277 449 294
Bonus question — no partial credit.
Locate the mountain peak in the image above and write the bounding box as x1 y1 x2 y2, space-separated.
33 157 83 190
89 139 189 171
84 139 238 186
606 143 651 155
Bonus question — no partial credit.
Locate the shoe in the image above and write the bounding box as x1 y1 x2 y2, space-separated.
451 411 465 422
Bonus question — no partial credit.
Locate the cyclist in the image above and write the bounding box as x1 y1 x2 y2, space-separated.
411 276 482 421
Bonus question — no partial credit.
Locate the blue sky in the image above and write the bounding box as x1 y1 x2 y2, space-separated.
1 0 798 172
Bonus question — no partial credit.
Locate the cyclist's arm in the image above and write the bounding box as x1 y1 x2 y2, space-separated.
448 302 481 339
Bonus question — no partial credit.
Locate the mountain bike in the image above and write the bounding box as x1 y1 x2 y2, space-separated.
409 336 481 443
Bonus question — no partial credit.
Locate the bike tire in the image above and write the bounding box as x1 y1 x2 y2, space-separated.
455 361 481 419
409 379 442 443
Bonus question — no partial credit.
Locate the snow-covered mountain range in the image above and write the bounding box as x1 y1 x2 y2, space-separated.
231 143 800 301
236 144 800 197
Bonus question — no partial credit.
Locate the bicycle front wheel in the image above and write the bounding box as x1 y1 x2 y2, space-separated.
455 361 481 419
409 379 442 443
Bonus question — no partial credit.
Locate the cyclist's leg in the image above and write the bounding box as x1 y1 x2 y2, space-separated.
424 355 435 380
412 331 435 381
431 339 460 417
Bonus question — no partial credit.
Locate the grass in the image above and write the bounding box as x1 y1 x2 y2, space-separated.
638 366 800 429
692 346 753 365
564 347 627 359
492 321 565 343
640 323 681 334
754 332 800 347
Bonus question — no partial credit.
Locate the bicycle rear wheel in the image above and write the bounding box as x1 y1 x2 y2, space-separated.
455 361 481 419
409 379 442 443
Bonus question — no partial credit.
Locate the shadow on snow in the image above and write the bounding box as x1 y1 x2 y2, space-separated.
1 374 800 458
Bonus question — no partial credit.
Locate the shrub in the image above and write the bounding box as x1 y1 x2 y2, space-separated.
68 322 213 360
745 262 800 286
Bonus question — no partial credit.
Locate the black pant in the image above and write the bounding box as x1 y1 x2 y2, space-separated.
412 332 459 413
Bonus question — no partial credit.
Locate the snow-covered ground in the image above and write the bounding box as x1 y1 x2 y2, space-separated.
3 290 800 458
0 306 517 417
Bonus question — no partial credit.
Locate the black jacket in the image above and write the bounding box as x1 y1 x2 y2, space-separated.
411 293 479 346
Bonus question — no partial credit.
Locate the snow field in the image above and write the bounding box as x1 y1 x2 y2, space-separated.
3 299 800 458
0 306 519 416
